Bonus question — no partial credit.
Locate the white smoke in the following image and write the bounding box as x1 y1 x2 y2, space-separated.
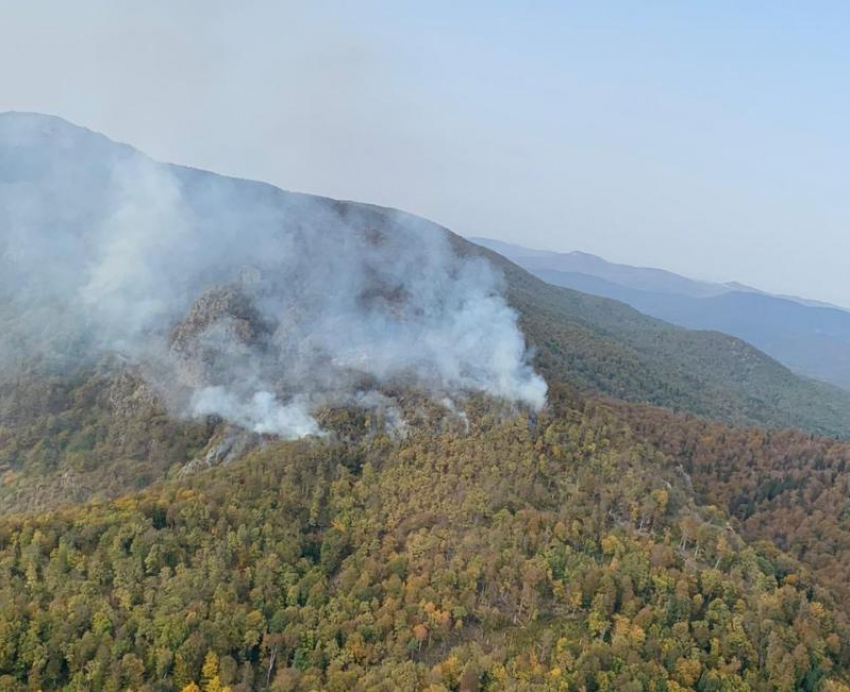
191 388 321 438
0 112 547 437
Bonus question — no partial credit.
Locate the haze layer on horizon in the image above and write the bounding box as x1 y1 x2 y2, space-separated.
2 1 849 305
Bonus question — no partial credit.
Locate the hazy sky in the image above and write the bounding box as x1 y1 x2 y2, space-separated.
2 2 850 304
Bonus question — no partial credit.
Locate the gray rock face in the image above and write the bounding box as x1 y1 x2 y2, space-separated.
179 424 261 476
169 285 274 389
105 369 158 418
170 286 272 355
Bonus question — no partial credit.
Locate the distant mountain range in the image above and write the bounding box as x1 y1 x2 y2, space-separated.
472 237 850 390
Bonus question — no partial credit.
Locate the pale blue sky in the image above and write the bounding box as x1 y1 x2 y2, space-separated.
2 2 850 303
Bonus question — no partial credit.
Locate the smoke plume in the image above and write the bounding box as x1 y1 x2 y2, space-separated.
0 112 546 436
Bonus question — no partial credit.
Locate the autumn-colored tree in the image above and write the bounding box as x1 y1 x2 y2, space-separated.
0 397 846 690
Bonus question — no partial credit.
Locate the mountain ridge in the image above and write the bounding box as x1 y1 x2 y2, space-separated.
3 113 850 690
2 112 850 443
471 235 847 310
474 236 850 392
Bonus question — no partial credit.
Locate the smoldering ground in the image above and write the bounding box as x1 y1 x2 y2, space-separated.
0 112 546 437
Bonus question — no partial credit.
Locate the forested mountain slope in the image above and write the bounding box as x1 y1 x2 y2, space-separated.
0 364 215 515
469 242 850 438
1 394 847 691
4 114 850 690
614 399 850 607
4 232 850 518
2 112 850 522
470 237 850 393
1 111 848 443
532 267 850 392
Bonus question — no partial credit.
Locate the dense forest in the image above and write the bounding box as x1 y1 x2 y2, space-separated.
6 291 850 690
476 240 850 438
6 341 850 690
0 365 214 516
1 392 850 691
4 115 850 691
616 402 850 607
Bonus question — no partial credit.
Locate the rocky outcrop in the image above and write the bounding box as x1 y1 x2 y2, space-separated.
179 424 261 476
169 285 274 388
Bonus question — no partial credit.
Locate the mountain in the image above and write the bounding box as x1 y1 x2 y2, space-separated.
480 250 850 439
471 236 846 309
470 238 732 298
473 236 850 391
3 113 850 516
2 391 849 691
5 114 850 689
